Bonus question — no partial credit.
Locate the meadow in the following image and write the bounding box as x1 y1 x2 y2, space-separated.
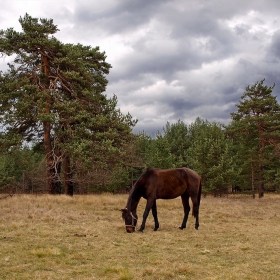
0 193 280 280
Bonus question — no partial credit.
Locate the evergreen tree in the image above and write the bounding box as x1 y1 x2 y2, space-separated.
163 120 189 167
0 14 136 194
187 118 237 195
0 147 43 193
138 131 175 169
229 79 280 198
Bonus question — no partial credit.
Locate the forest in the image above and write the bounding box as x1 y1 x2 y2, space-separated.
1 14 280 198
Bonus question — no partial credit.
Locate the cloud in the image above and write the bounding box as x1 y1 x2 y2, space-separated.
1 0 280 134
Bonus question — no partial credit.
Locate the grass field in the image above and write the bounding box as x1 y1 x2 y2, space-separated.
0 193 280 280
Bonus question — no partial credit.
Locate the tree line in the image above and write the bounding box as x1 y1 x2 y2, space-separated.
1 15 280 198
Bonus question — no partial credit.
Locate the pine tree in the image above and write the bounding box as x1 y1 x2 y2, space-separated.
187 118 236 195
229 79 280 198
146 133 175 169
163 120 189 167
0 14 136 194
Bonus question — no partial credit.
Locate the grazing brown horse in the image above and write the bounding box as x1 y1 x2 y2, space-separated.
121 167 202 233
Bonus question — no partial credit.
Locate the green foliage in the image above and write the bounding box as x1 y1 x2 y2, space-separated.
137 132 175 169
163 120 189 166
186 118 237 195
0 147 44 192
0 154 16 188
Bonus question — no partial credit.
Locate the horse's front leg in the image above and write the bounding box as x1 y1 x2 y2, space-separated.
139 199 154 232
152 200 159 231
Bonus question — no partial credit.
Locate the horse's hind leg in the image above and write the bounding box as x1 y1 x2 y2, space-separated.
179 193 190 230
191 195 200 230
152 200 159 231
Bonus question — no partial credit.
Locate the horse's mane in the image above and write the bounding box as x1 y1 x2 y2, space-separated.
126 168 153 210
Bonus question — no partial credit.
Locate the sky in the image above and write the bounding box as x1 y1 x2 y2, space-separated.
1 0 280 135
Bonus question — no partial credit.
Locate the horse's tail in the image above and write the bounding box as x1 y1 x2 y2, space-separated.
197 179 202 209
192 178 202 217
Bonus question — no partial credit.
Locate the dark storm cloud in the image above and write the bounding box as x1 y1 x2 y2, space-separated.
270 30 280 60
74 0 164 34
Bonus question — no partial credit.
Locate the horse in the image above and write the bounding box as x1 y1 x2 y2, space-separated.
121 167 202 233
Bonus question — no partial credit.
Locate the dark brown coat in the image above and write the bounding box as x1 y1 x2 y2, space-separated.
121 168 201 233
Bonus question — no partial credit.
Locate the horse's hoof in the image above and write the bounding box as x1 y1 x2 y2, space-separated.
138 229 144 233
154 228 159 231
178 226 184 230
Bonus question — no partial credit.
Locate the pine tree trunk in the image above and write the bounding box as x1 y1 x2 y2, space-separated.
259 182 264 198
251 158 255 199
43 122 60 194
42 54 62 194
258 136 265 198
64 155 74 196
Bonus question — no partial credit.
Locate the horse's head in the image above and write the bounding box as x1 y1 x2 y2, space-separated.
120 208 138 233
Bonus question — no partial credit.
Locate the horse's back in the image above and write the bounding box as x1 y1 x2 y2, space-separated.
158 168 201 197
141 168 197 199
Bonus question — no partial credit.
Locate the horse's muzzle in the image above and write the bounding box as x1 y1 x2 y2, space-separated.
126 226 135 233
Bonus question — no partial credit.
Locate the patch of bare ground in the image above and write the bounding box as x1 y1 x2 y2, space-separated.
0 193 280 279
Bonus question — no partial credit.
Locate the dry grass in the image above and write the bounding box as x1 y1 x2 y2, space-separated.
0 193 280 279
